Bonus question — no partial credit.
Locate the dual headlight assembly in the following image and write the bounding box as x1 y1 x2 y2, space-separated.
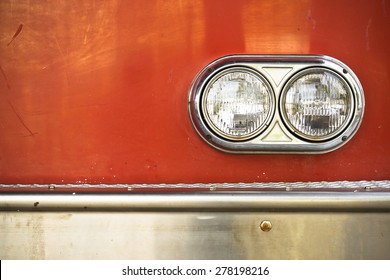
189 55 364 153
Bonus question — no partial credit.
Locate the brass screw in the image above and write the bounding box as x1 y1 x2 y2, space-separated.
260 220 272 232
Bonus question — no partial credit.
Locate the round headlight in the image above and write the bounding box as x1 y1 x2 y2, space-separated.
280 68 354 141
201 67 274 141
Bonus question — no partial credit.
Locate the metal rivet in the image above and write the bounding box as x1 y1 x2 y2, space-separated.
260 220 272 232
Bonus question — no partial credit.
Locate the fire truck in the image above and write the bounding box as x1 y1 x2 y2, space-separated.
0 0 389 259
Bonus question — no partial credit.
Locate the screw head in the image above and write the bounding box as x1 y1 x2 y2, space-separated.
260 220 272 232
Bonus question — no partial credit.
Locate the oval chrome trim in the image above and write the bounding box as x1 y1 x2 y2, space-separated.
188 55 365 154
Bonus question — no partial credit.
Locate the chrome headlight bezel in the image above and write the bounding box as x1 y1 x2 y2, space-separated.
188 55 364 154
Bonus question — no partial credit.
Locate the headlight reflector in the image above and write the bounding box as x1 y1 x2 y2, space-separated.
202 68 274 141
280 68 354 141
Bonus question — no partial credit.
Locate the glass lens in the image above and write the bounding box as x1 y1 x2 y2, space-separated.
282 68 353 140
203 69 273 140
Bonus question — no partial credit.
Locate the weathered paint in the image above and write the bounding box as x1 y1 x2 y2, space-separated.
0 0 389 187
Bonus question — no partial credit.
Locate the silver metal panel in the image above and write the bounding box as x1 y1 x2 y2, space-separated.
1 211 389 260
1 188 390 259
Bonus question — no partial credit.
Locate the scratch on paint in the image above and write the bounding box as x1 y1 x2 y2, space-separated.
7 100 36 137
54 35 71 85
307 10 317 30
0 65 11 89
365 18 372 51
7 23 23 47
167 70 173 83
54 35 66 62
84 24 91 45
382 0 388 17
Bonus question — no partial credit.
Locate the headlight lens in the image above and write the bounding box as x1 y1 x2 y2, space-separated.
280 68 354 141
202 68 274 141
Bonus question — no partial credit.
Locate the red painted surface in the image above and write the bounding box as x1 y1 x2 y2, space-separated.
0 0 389 186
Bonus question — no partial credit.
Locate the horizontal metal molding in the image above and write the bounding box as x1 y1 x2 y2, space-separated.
1 192 390 212
1 180 389 191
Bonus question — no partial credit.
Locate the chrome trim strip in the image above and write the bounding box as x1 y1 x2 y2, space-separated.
1 180 389 190
1 192 390 212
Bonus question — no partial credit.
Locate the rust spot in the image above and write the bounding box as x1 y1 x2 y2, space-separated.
33 202 39 207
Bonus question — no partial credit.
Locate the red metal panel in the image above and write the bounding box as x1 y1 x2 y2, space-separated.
0 0 389 186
